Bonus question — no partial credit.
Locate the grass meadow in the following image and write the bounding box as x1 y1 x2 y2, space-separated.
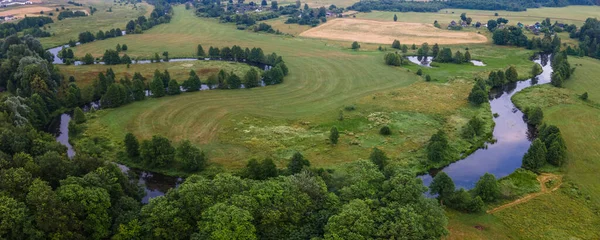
39 0 152 48
357 6 600 27
60 3 600 239
73 5 540 171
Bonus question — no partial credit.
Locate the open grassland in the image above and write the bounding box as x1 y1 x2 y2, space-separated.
39 0 152 48
299 18 488 45
357 6 600 27
72 5 544 169
262 17 313 36
60 60 257 87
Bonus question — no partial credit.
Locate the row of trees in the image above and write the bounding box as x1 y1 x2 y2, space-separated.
350 0 595 13
487 66 519 87
434 47 472 64
57 10 87 20
124 134 207 171
197 44 285 66
0 16 53 38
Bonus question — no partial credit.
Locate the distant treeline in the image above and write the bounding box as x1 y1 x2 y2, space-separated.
350 0 597 12
78 28 123 43
0 16 53 38
75 0 172 45
67 0 83 6
124 4 173 34
58 10 87 20
571 18 600 59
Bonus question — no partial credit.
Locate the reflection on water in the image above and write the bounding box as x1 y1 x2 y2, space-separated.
116 164 182 203
52 111 182 203
49 113 75 159
407 56 433 67
470 60 486 66
420 54 552 190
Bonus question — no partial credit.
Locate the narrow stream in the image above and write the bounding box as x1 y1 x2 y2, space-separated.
420 54 552 189
51 112 181 204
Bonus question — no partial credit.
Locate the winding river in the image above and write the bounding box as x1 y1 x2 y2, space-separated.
50 48 552 201
420 54 552 189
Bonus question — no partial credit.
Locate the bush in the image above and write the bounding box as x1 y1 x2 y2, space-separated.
416 69 423 76
580 92 588 100
379 126 391 135
425 75 432 81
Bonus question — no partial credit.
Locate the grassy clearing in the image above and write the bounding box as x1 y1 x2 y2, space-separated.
262 17 313 36
59 60 257 88
357 6 600 27
299 18 487 45
39 0 152 48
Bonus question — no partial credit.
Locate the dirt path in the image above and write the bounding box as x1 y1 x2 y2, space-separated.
487 173 562 214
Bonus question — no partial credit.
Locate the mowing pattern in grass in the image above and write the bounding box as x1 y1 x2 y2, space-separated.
75 5 542 169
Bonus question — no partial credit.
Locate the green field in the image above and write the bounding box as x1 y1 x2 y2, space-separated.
52 2 600 239
357 6 600 27
39 0 152 48
72 5 544 170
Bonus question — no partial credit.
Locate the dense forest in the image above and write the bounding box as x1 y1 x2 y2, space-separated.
350 0 597 12
571 18 600 59
0 17 53 38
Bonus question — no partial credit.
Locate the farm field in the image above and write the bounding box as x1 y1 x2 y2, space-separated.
74 5 540 170
299 18 488 45
357 6 600 26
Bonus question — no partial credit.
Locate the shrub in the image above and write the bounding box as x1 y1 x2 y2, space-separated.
379 126 391 135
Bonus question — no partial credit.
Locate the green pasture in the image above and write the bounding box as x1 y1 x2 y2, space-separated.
357 6 600 27
39 0 152 48
74 5 541 169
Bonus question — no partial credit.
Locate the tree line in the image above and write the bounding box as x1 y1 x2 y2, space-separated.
0 16 53 38
75 0 172 46
349 0 596 13
57 10 87 20
570 18 600 59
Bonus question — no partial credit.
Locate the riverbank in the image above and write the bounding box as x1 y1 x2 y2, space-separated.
419 54 552 189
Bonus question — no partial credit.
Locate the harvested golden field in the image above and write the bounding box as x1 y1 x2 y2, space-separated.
0 6 54 18
299 18 488 45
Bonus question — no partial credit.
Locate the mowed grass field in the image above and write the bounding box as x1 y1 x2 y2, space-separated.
72 5 543 170
299 18 488 45
39 0 152 48
357 6 600 27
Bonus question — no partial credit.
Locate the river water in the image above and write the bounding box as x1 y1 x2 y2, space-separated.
419 54 552 189
51 111 181 203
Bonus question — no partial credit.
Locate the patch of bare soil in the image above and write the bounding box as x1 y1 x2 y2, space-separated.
487 173 563 214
